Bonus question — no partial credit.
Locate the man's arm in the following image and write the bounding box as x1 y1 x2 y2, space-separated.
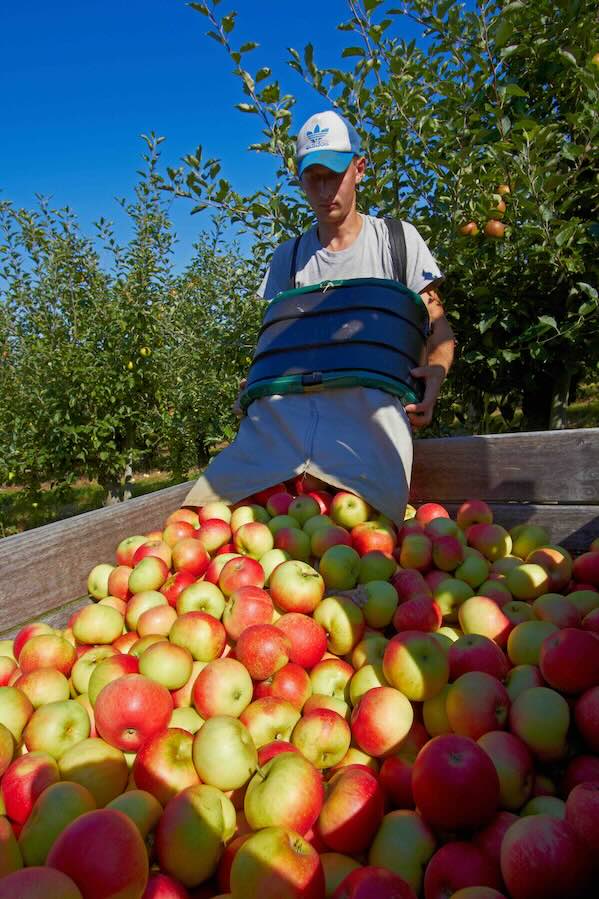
404 285 455 429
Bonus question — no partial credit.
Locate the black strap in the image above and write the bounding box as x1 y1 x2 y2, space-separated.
289 235 301 289
384 216 407 286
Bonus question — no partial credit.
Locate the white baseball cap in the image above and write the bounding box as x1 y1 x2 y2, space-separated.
296 110 362 177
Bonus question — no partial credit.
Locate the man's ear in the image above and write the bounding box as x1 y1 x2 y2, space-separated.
354 156 367 183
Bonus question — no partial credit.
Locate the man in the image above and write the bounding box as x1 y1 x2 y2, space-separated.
184 111 454 523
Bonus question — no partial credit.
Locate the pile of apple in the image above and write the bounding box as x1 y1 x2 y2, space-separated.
1 477 599 899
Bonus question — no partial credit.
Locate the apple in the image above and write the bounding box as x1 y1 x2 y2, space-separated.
478 579 513 606
424 841 502 899
222 585 273 641
393 595 442 633
422 684 452 737
17 779 96 866
567 589 599 617
333 865 417 898
194 518 232 554
368 809 436 895
532 593 580 628
433 577 474 620
509 686 569 762
359 581 398 628
312 525 353 558
507 620 558 666
288 495 321 525
167 507 201 527
176 580 226 619
275 526 312 562
457 595 512 645
23 699 91 758
349 664 387 706
455 553 490 589
500 814 593 899
506 563 549 601
566 781 599 853
260 547 292 584
0 868 86 899
253 662 312 711
139 641 194 691
457 499 493 529
520 795 566 818
292 707 351 769
574 685 599 751
47 808 149 898
1 751 60 823
539 627 599 693
192 657 253 719
505 664 545 701
57 736 128 807
198 501 231 524
415 502 449 525
142 873 190 899
258 740 299 766
412 734 500 832
106 564 133 601
243 752 324 835
86 563 114 600
219 556 265 596
383 630 449 701
358 550 396 583
351 635 388 669
137 603 178 637
269 561 325 614
399 534 433 572
351 521 396 558
94 673 173 752
526 545 572 592
15 669 70 711
350 687 413 758
169 610 226 662
303 693 350 721
572 551 599 586
105 788 162 840
234 521 274 560
266 492 294 517
330 492 371 529
171 538 209 577
446 672 510 740
477 730 534 810
240 696 300 748
72 604 124 646
320 853 361 898
162 520 196 548
125 590 168 631
316 766 383 855
236 624 291 681
273 614 327 671
87 653 139 706
18 633 76 677
331 746 379 775
230 825 325 899
313 595 365 656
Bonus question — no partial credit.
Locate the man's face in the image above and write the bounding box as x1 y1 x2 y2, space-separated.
300 157 365 224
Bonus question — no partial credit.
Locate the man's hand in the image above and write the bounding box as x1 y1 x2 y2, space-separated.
404 363 445 429
232 378 248 418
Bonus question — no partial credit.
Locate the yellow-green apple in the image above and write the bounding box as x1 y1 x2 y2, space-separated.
0 813 22 876
58 736 128 807
72 605 124 646
243 752 324 835
87 654 139 706
292 708 351 768
330 492 371 529
507 620 558 666
133 727 199 804
331 746 379 775
303 693 350 721
509 686 570 761
415 502 449 525
351 634 388 669
15 668 70 708
269 561 325 614
260 548 292 584
265 492 294 517
194 518 232 554
223 585 273 641
192 658 253 719
269 514 302 536
111 631 138 653
489 556 522 579
431 535 464 572
399 534 433 572
137 603 178 637
574 685 599 751
235 624 291 681
0 657 16 688
94 673 173 752
477 730 534 810
510 524 551 560
171 538 209 578
526 545 572 593
23 699 90 758
275 612 327 671
457 499 493 530
125 589 168 631
506 563 549 601
467 524 512 562
167 507 200 527
520 795 566 818
71 646 117 696
234 521 274 560
457 595 512 646
18 633 76 677
1 751 60 823
0 722 14 777
478 579 512 607
162 519 196 548
368 809 436 895
314 595 365 655
170 705 204 733
437 624 462 642
218 556 265 596
106 788 162 839
448 633 510 680
566 782 599 852
422 684 452 737
567 589 599 617
412 734 500 832
274 526 312 562
13 624 55 660
311 525 353 559
309 658 354 701
423 841 502 898
539 627 599 694
46 808 149 898
350 686 413 757
86 563 114 600
426 517 461 539
433 578 474 621
383 631 449 701
176 581 226 620
106 565 133 601
505 664 545 701
502 600 534 627
0 867 85 899
169 611 226 662
500 815 593 899
239 697 300 748
199 501 231 524
532 593 580 628
358 551 396 583
315 766 384 854
349 665 387 706
253 662 312 710
139 641 193 691
360 581 398 629
455 552 490 589
289 495 321 525
320 853 361 898
98 595 126 615
377 721 428 808
393 595 442 632
303 514 334 538
230 825 324 899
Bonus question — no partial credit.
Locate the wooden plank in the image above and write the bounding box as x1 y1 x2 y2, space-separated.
0 596 91 640
411 428 599 505
0 481 194 634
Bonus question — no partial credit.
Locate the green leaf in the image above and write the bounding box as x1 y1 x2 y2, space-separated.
222 13 236 34
342 47 365 58
503 83 528 98
235 103 258 113
538 315 558 330
558 48 577 66
255 67 271 83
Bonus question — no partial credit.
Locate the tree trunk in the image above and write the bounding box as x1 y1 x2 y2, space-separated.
521 374 553 432
549 369 572 430
101 478 122 506
123 456 134 502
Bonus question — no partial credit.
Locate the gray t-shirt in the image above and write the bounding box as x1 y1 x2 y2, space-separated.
259 214 443 300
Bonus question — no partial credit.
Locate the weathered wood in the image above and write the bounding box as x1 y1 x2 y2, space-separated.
411 428 599 504
0 596 91 640
0 481 194 635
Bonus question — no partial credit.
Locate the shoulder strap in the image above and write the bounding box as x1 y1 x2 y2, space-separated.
289 235 302 289
384 216 407 286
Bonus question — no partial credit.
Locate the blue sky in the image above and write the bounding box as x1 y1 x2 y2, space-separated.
1 0 421 269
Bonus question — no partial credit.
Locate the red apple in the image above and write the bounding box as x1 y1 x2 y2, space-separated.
351 521 396 557
219 556 265 597
424 841 502 899
94 673 173 752
477 730 534 810
333 865 417 899
539 627 599 694
0 868 84 899
160 570 197 608
565 781 599 853
415 502 449 525
244 752 325 835
446 672 510 740
230 825 325 899
574 685 599 751
316 766 384 854
254 662 312 711
222 585 273 641
269 561 325 614
350 687 413 758
457 499 493 530
1 750 59 823
192 657 253 719
171 538 209 577
275 613 327 670
448 634 509 680
235 625 291 681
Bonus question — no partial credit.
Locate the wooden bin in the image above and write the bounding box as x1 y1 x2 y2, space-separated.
0 428 597 638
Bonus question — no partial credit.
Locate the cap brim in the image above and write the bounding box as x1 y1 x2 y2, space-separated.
298 150 354 176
